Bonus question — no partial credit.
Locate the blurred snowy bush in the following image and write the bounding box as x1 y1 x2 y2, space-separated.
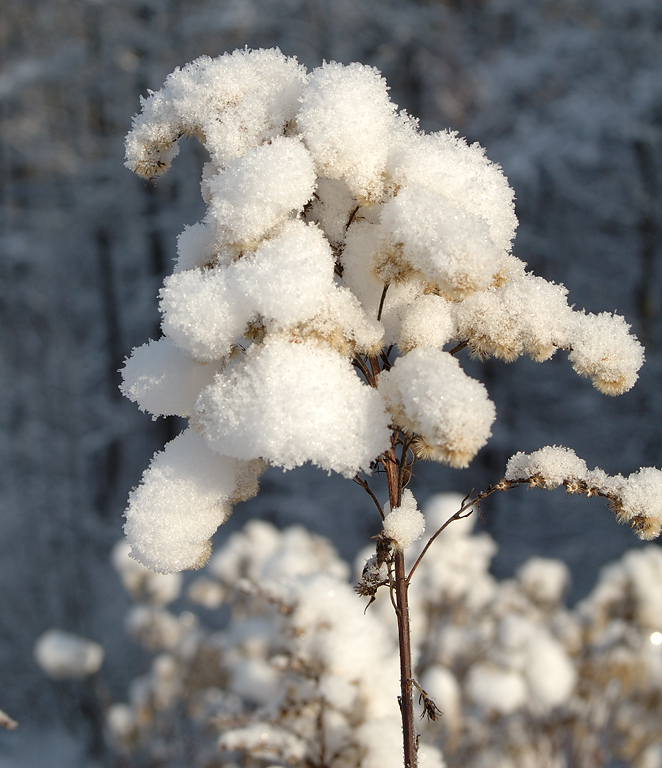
34 629 104 681
105 494 662 768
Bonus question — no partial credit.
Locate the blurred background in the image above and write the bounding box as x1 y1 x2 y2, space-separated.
0 0 660 764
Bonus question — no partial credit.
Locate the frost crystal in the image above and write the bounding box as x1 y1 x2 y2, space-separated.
122 47 647 571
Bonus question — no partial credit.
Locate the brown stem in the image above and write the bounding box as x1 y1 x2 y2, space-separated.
448 339 469 356
352 355 375 387
368 355 381 382
384 446 417 768
377 282 390 323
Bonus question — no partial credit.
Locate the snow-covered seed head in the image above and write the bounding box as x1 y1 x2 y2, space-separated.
568 312 644 395
298 61 396 203
505 446 588 489
129 129 182 180
125 48 307 175
379 349 496 469
398 293 456 353
612 467 662 540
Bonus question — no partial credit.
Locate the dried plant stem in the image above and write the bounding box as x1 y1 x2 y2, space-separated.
353 475 385 520
383 445 417 768
407 479 522 584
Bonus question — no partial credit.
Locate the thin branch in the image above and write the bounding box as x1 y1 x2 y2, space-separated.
387 562 399 615
380 450 402 506
368 355 381 381
407 507 474 585
352 354 374 386
346 205 360 230
406 480 522 584
397 436 417 493
353 475 385 520
393 547 416 766
317 698 326 768
377 282 390 323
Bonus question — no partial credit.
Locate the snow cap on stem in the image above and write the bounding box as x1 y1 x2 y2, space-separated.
383 489 425 550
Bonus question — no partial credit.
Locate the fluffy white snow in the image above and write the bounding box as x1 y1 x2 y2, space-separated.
124 429 262 573
159 265 248 362
205 137 316 247
617 467 662 540
194 337 391 477
569 311 644 395
125 48 307 177
120 336 222 417
174 222 218 272
398 293 456 353
380 186 501 296
305 177 358 246
232 219 335 330
341 219 428 344
298 61 396 202
454 273 573 362
506 445 588 488
387 121 518 254
380 348 496 467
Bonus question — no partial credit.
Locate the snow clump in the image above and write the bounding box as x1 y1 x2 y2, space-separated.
380 348 496 468
122 47 646 572
505 445 589 488
123 429 263 572
383 489 426 550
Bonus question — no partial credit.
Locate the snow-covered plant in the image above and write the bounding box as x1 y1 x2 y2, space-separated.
121 47 661 766
106 503 662 768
